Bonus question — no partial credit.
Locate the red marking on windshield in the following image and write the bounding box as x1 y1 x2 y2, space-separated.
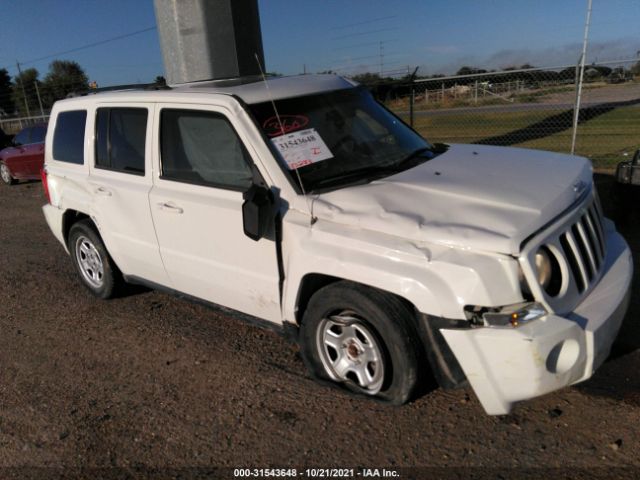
263 115 309 137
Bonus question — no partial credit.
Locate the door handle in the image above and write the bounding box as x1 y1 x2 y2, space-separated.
157 202 184 214
95 186 112 196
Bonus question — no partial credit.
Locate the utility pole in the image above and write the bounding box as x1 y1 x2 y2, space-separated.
34 81 45 118
15 61 31 117
571 0 592 155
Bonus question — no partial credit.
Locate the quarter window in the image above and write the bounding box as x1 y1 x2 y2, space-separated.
95 108 147 175
53 110 87 164
160 109 253 190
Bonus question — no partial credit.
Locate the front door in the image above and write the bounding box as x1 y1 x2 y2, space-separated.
149 105 281 323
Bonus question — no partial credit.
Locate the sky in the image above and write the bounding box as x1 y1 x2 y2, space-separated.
0 0 638 86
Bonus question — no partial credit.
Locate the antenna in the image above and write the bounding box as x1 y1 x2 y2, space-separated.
254 53 317 225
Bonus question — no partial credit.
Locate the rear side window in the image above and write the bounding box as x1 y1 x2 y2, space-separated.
160 109 252 190
53 110 87 164
95 108 147 175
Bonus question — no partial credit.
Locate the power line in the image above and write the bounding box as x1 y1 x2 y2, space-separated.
18 26 157 67
333 39 399 51
331 27 399 42
330 15 397 31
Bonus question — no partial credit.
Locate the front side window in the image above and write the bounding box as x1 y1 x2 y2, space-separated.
95 108 147 175
160 109 253 190
53 110 87 164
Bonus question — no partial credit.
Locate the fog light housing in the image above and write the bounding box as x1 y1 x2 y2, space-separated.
482 302 547 328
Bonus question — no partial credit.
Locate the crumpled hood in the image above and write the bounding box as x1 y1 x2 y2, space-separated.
312 144 593 255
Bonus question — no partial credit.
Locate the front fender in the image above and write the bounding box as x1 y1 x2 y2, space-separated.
281 211 525 323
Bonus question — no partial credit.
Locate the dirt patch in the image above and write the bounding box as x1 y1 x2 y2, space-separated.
0 176 638 478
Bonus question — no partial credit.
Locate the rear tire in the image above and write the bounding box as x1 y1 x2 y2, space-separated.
300 281 420 405
68 219 123 299
1 163 15 185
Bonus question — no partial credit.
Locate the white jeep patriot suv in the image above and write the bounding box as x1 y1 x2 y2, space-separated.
41 74 632 414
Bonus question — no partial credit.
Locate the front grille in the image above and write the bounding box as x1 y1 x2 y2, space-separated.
520 190 608 314
557 197 606 293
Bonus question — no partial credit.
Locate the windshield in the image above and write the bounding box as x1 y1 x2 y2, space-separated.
248 87 435 193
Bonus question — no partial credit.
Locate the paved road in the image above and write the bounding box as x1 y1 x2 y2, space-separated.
0 178 639 478
396 82 640 117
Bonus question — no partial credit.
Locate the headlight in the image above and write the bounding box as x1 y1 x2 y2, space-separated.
535 247 552 289
534 246 562 296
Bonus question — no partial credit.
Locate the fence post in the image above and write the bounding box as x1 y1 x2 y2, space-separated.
474 80 478 104
409 87 415 127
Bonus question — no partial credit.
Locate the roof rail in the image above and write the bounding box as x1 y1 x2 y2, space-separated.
66 82 171 98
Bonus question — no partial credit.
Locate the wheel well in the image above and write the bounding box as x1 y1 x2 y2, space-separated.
294 274 420 326
294 274 341 325
62 210 92 245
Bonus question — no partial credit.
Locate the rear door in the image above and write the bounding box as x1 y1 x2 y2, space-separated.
87 104 171 286
149 104 281 323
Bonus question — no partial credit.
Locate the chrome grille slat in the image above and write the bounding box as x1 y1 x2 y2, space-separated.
564 230 590 292
584 209 604 262
576 218 598 275
589 202 606 254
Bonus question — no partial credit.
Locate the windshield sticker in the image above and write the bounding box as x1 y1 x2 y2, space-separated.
271 128 333 170
263 115 309 137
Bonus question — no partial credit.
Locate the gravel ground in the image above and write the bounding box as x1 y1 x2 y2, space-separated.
0 174 638 479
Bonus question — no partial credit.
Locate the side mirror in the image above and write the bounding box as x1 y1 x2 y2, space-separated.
242 184 275 241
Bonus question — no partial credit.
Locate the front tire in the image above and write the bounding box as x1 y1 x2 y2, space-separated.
300 281 421 405
68 219 122 299
1 163 15 185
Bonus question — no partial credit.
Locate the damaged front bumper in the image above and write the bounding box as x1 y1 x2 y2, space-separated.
439 226 632 415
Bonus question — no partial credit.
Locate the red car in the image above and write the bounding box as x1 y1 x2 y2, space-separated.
0 124 47 185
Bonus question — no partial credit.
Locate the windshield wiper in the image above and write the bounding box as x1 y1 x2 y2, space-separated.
309 145 440 192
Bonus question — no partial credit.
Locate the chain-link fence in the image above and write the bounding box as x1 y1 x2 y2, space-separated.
0 114 49 133
384 59 640 168
2 59 638 169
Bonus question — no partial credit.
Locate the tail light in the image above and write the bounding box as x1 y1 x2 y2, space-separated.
40 167 51 204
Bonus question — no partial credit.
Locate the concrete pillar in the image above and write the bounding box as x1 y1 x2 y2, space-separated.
154 0 265 85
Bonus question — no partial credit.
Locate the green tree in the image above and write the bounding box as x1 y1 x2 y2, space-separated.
351 72 384 85
0 68 14 115
153 75 167 87
41 60 89 108
456 66 487 76
12 68 41 116
631 61 640 77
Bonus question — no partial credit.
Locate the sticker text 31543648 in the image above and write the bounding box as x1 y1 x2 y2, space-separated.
270 128 333 170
